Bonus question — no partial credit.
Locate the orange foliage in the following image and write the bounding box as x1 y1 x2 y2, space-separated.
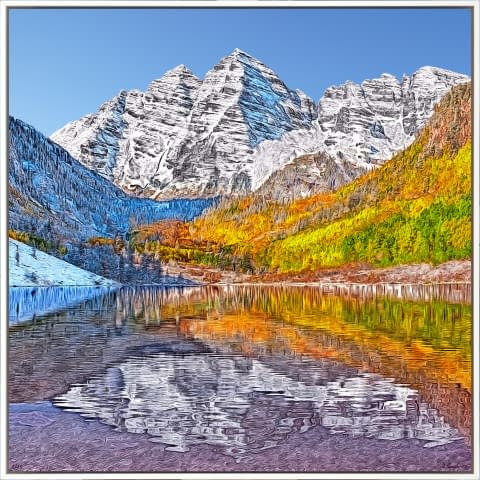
135 219 199 249
181 297 471 438
86 237 114 247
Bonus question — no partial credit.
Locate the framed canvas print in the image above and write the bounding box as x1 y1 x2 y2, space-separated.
0 1 478 479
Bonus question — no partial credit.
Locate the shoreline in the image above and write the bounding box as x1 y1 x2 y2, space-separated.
8 259 472 289
8 280 472 288
212 280 472 287
164 259 472 287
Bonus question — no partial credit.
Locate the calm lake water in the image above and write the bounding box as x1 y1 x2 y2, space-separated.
8 284 472 472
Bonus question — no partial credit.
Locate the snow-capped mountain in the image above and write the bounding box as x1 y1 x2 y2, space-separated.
52 49 317 199
51 50 469 199
250 66 470 192
50 65 203 190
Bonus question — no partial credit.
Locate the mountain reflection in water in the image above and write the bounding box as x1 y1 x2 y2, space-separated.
9 284 471 457
55 353 462 456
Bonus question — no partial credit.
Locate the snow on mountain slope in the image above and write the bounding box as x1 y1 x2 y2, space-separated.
9 239 119 287
251 66 470 190
52 66 203 192
51 51 469 200
51 49 317 198
256 151 366 201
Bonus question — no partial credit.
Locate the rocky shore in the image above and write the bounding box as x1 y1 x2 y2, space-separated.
164 259 472 286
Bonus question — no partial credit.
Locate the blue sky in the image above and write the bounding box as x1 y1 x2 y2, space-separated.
9 8 472 136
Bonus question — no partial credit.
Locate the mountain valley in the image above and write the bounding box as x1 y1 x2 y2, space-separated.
128 82 472 282
8 52 472 285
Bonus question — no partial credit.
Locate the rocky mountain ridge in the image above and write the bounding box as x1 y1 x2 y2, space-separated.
51 50 469 199
250 66 470 196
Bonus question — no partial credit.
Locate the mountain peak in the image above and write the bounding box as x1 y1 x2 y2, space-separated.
51 57 469 200
231 47 251 57
221 48 259 64
146 64 201 93
164 64 194 77
414 65 470 80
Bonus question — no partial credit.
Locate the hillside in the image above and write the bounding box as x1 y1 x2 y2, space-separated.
9 239 118 287
8 117 216 283
129 82 471 279
9 116 215 243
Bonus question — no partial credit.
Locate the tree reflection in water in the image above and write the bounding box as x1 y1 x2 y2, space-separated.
9 283 471 456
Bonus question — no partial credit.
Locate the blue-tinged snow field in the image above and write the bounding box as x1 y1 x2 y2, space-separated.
9 285 117 325
9 239 119 288
9 117 216 241
238 53 313 148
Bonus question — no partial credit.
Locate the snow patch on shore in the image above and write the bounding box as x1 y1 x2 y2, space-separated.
9 239 119 287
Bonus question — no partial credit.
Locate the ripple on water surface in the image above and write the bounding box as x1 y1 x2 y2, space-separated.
9 284 472 461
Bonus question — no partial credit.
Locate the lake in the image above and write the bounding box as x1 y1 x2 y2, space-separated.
8 284 472 473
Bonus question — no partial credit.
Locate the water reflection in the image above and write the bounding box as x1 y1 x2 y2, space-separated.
9 286 118 324
314 282 471 303
55 352 462 456
9 284 471 455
